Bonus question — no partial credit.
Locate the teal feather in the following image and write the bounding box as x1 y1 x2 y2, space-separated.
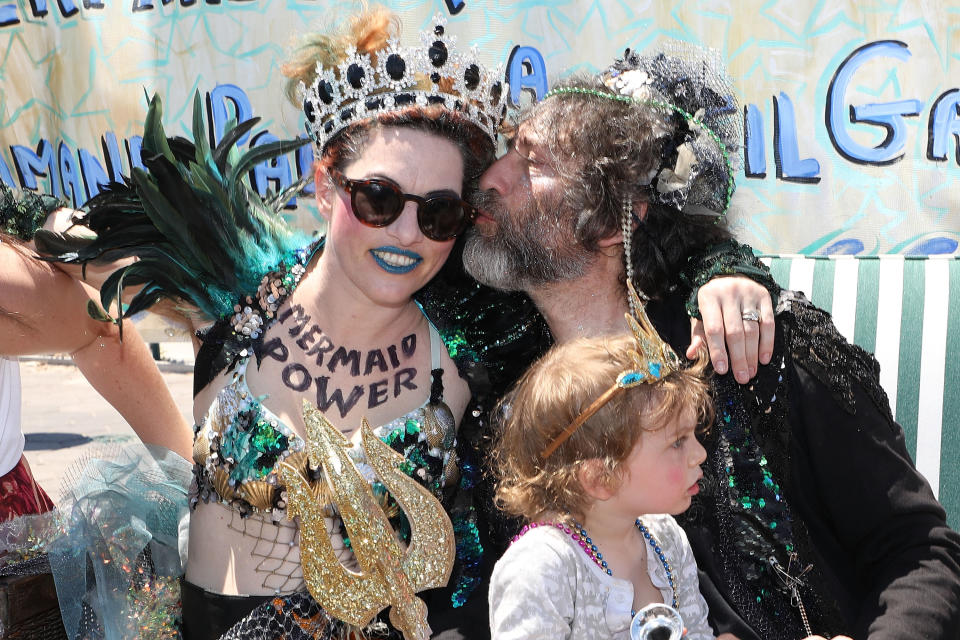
141 93 176 165
43 90 312 323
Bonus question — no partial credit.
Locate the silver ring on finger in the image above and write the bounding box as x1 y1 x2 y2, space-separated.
741 309 761 323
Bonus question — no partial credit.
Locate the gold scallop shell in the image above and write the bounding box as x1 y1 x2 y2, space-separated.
283 451 309 478
422 402 456 450
193 433 211 465
239 480 276 511
212 468 236 501
211 403 231 435
309 477 333 505
443 454 460 488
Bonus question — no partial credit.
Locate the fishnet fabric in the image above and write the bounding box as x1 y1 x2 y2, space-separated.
609 43 743 216
226 507 306 593
219 591 403 640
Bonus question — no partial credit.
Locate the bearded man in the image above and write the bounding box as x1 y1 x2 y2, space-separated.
463 49 960 640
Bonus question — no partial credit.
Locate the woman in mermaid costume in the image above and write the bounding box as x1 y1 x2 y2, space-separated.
36 8 781 639
49 9 543 637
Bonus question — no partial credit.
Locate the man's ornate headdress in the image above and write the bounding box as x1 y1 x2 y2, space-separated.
544 44 742 219
541 283 683 459
299 14 508 153
604 46 742 218
542 44 742 314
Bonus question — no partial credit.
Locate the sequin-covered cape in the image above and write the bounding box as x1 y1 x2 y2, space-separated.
653 289 960 640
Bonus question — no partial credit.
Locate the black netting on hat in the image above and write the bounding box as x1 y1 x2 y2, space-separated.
605 44 743 216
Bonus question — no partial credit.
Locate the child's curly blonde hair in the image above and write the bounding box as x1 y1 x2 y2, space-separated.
493 334 713 523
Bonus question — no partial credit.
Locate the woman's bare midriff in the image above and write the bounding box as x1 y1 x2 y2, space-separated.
185 499 369 596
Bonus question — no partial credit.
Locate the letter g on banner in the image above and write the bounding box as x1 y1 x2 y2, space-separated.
826 40 923 166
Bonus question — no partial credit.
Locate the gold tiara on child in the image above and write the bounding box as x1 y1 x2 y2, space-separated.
298 14 509 152
541 282 683 459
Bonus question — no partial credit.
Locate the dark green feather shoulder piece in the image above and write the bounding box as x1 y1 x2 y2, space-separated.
38 92 313 326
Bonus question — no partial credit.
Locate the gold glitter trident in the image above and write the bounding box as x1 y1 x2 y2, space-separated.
278 400 455 640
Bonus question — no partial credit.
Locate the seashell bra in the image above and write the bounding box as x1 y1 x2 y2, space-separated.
191 313 459 520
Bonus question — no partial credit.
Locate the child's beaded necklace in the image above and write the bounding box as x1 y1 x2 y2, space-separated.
511 517 678 614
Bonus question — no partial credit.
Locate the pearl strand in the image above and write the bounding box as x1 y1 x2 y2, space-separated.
622 196 637 319
636 518 678 609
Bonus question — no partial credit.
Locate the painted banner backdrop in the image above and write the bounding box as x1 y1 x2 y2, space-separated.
0 0 958 255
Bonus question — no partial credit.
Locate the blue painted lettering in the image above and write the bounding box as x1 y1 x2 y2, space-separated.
26 0 46 17
55 0 78 17
0 3 18 25
11 140 59 197
28 0 79 17
125 135 145 172
773 92 820 183
0 153 15 187
101 131 125 183
58 141 83 206
78 147 111 200
906 237 959 256
823 239 865 256
249 130 294 204
826 40 922 165
743 103 766 178
208 84 253 147
507 45 548 106
927 89 960 164
296 138 315 197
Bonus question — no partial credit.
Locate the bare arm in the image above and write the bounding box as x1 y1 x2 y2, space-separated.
39 208 200 328
0 241 192 458
0 241 110 354
68 317 192 459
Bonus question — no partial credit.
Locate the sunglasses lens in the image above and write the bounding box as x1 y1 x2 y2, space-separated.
353 182 403 226
419 199 470 241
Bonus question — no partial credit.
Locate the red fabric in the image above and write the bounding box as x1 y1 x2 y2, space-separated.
0 456 54 520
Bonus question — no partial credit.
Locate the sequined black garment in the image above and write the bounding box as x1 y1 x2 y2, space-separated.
779 290 893 422
679 239 782 319
684 369 841 640
214 591 347 640
674 288 960 640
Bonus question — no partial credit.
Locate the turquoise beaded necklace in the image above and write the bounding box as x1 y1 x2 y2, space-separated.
511 518 679 613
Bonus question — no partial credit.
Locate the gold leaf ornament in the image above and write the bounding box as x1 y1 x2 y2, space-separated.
278 400 455 640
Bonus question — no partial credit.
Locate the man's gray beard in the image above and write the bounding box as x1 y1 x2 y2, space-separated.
462 219 592 292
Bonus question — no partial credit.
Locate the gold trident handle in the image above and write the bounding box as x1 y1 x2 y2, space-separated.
278 400 455 640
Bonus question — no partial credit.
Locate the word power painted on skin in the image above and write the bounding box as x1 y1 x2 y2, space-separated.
261 304 418 418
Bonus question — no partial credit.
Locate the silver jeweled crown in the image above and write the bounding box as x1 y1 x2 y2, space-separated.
299 14 508 153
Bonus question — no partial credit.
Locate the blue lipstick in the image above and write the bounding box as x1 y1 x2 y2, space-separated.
370 246 423 274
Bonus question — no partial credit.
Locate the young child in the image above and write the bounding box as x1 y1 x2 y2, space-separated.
489 316 721 640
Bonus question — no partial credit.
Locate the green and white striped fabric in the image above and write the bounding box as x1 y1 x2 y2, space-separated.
760 255 960 529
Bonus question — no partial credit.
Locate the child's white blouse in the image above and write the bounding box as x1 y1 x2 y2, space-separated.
488 513 715 640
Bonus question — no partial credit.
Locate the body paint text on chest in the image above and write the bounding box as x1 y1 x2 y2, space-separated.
261 304 419 418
